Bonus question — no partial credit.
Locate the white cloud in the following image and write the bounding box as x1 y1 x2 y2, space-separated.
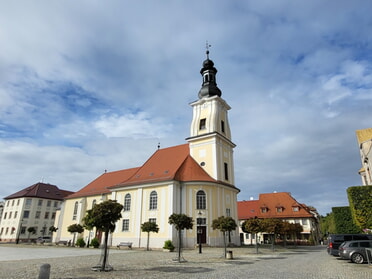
1 0 372 215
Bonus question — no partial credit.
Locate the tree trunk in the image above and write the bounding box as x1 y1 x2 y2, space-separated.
146 232 150 251
223 231 227 258
101 230 109 271
178 230 182 262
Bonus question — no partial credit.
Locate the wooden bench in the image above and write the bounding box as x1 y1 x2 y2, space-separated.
117 242 132 249
56 240 68 246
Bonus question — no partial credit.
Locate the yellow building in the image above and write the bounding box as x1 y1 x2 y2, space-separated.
356 128 372 185
0 183 73 243
54 51 240 248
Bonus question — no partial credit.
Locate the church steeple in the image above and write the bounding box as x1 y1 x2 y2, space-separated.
198 47 222 99
187 48 236 185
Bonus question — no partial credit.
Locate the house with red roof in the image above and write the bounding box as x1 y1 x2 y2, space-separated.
54 52 241 248
0 182 73 243
238 192 320 245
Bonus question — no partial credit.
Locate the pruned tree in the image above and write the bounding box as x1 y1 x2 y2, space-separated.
82 209 95 248
67 223 84 246
141 221 159 251
27 227 36 242
290 223 303 247
168 213 193 262
280 221 292 247
261 218 283 251
212 216 237 258
49 225 58 242
82 200 123 271
242 218 263 253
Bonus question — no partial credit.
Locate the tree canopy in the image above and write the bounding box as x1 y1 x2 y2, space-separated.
141 221 159 251
82 200 123 271
168 213 193 262
83 200 123 233
212 216 237 258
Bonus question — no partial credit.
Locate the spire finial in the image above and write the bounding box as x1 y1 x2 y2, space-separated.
205 41 211 59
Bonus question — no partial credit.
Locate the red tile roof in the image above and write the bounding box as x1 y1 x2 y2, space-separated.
68 143 238 199
111 144 222 188
66 167 140 199
238 192 314 220
4 183 73 201
67 144 239 199
237 200 260 219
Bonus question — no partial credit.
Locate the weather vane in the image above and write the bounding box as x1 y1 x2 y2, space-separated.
205 41 211 59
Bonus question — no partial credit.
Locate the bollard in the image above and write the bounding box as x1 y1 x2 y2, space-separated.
38 263 51 279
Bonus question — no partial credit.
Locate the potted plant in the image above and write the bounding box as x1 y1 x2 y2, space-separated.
76 238 86 248
163 240 175 252
90 238 100 248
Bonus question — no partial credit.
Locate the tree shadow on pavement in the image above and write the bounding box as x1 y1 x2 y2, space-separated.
147 266 214 274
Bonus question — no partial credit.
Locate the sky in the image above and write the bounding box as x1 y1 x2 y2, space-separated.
1 0 371 215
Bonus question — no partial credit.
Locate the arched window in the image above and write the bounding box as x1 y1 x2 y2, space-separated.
124 194 131 211
196 190 206 210
149 191 157 210
73 201 78 220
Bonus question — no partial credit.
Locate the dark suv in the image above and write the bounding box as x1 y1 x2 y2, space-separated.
327 234 372 256
338 240 372 263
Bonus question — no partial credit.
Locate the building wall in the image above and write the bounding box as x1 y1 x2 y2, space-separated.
0 197 61 242
359 139 372 185
239 217 318 246
55 181 240 249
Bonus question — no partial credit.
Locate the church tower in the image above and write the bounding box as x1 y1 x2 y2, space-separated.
187 50 236 185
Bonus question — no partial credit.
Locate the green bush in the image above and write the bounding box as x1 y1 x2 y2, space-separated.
347 185 372 231
90 238 100 248
163 240 175 251
76 238 86 248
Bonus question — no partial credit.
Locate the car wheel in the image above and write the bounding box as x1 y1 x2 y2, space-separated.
351 253 364 264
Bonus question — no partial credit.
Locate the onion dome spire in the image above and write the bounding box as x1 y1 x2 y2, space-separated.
198 43 222 99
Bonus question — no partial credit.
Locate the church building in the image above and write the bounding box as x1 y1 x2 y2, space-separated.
54 51 240 248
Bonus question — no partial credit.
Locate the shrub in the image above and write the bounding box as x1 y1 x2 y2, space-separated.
163 240 175 251
90 238 100 248
76 238 86 248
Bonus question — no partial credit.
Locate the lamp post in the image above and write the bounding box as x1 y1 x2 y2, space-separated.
197 211 202 254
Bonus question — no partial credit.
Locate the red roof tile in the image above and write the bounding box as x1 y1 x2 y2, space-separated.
69 143 238 198
111 144 220 188
238 192 314 220
66 167 140 199
4 183 73 201
237 200 260 219
174 155 216 182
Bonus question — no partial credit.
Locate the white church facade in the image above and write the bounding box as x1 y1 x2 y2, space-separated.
54 51 240 248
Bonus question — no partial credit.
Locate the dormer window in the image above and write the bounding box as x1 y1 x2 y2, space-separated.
292 206 299 212
276 206 284 213
261 207 268 213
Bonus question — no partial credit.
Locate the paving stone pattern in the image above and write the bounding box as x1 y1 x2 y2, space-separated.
0 245 370 279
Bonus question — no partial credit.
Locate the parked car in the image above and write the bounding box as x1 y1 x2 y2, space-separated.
36 236 51 243
338 240 372 264
326 234 372 256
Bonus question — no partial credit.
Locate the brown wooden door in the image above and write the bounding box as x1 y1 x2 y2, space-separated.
198 226 207 244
